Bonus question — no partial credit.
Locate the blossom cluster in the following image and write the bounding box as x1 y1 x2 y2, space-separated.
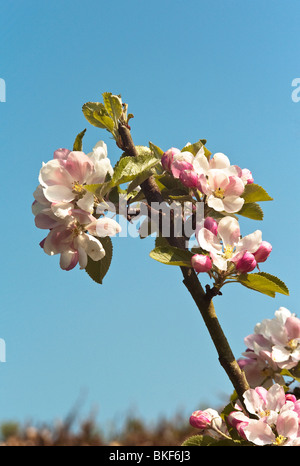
238 307 300 388
190 383 300 446
161 146 272 277
191 215 272 275
161 146 253 214
32 142 121 271
188 307 300 446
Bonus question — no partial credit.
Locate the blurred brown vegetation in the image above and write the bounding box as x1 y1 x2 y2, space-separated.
0 412 198 446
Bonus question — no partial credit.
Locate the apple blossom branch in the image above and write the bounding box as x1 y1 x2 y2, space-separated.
117 121 250 407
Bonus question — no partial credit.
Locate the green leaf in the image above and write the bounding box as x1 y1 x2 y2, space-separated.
181 435 215 446
102 92 123 124
85 237 113 284
281 363 300 382
182 139 211 159
149 141 164 159
93 110 115 133
82 101 114 133
242 183 273 203
237 272 289 298
73 128 86 151
238 202 264 220
111 147 159 186
149 245 193 267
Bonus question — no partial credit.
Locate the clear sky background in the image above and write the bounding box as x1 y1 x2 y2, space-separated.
0 0 299 434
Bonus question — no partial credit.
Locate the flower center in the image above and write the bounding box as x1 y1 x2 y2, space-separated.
287 339 299 351
274 435 287 446
258 409 270 418
223 246 234 259
214 187 225 199
72 181 85 195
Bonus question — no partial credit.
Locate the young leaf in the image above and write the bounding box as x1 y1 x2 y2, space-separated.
73 129 86 151
111 149 159 186
242 183 273 203
238 202 264 220
82 102 111 129
181 435 215 446
182 139 211 159
85 237 113 284
149 245 193 267
102 92 123 124
149 141 164 159
237 272 289 298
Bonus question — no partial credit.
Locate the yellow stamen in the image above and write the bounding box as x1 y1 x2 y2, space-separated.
224 246 234 259
72 181 85 195
214 187 225 199
287 339 299 351
274 435 287 446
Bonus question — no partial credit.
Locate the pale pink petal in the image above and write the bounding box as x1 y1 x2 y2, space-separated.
60 250 79 270
285 317 300 340
193 148 209 175
217 216 240 248
243 420 275 445
35 211 60 230
77 192 95 213
208 170 229 191
207 195 225 212
43 185 75 203
65 151 94 184
276 410 299 439
33 185 50 206
209 153 230 169
90 217 122 237
236 230 262 254
222 195 244 213
53 148 71 160
39 159 74 187
43 227 73 256
224 176 245 197
197 227 222 254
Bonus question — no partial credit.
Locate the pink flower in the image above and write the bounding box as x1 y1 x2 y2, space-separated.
229 384 300 445
39 142 113 214
205 170 245 213
196 216 263 272
40 209 121 271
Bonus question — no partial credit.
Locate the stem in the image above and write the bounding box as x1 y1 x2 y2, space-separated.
117 122 250 406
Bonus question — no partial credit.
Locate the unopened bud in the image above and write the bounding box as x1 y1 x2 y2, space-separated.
204 217 218 236
253 241 272 263
161 148 181 172
189 410 212 430
191 254 212 273
235 251 257 273
179 169 199 188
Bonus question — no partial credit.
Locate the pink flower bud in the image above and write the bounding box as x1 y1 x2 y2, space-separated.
191 254 212 273
227 413 248 440
204 217 218 236
161 148 181 172
285 394 297 403
235 251 257 273
179 169 199 188
241 168 254 184
189 410 211 430
253 241 272 263
171 159 194 178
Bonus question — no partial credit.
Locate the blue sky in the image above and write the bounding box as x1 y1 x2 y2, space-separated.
0 0 300 433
